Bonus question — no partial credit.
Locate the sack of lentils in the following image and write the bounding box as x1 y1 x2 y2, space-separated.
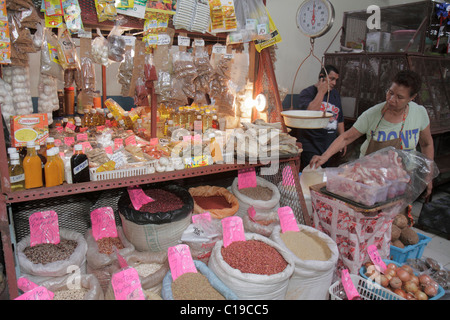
189 185 239 219
161 260 239 300
270 224 339 300
17 228 88 281
208 232 295 300
39 273 105 300
118 185 193 252
231 176 280 218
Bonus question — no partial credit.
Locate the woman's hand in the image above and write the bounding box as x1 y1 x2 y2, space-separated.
309 155 328 169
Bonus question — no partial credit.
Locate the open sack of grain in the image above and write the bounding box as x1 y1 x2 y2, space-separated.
17 228 88 283
118 185 193 252
231 176 280 218
189 185 239 219
39 274 104 300
208 233 295 300
271 224 339 300
161 260 239 300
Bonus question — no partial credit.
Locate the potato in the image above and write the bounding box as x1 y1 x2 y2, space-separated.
391 224 401 240
400 227 419 245
393 214 408 229
392 239 405 248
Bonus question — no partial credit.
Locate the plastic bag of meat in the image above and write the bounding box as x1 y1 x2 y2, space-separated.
325 147 439 206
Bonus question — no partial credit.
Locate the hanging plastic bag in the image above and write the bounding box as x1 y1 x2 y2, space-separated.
57 27 80 70
81 57 96 93
107 20 127 62
91 28 110 66
40 28 64 81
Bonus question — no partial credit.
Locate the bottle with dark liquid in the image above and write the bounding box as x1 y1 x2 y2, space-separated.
70 144 90 183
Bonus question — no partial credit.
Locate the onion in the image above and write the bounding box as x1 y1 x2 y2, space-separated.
405 293 417 300
380 274 390 287
403 280 419 294
394 288 407 299
396 268 411 282
401 264 414 275
424 281 439 297
390 276 402 289
414 290 428 300
387 263 397 270
410 275 419 286
385 268 396 279
419 274 432 285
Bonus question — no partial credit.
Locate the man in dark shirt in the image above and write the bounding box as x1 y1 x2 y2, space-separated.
292 65 345 170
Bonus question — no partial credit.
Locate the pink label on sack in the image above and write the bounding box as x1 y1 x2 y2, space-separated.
76 133 88 141
367 245 387 273
105 146 113 154
222 216 246 247
114 138 123 150
278 206 300 233
29 210 60 246
90 207 118 241
17 277 38 293
238 167 257 189
15 286 54 300
341 269 360 300
282 166 295 186
192 212 211 224
111 267 145 300
127 186 154 210
125 135 137 146
64 136 75 146
150 138 159 145
115 248 129 269
80 141 92 153
247 206 256 222
168 244 197 281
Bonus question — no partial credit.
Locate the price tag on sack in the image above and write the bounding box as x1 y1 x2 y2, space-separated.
111 267 145 300
115 248 129 269
168 244 197 281
29 210 60 247
17 277 39 293
367 245 387 273
90 207 118 241
278 206 299 233
341 269 361 300
127 186 154 210
192 212 211 224
238 167 257 189
222 216 245 247
15 286 54 300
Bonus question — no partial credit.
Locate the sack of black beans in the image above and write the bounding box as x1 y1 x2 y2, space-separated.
161 260 239 300
39 273 105 300
231 176 280 218
17 228 88 281
85 227 135 270
270 224 339 300
118 185 193 252
208 232 295 300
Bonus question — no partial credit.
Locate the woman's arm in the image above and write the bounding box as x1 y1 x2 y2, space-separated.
418 124 434 197
309 126 363 169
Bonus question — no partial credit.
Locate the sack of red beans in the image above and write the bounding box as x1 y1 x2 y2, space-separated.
118 184 194 225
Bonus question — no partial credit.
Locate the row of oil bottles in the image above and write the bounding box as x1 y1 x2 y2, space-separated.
7 137 90 192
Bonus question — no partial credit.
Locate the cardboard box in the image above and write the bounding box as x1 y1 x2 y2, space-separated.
10 113 49 147
366 32 391 52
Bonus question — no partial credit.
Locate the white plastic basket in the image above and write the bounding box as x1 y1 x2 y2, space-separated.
89 161 156 181
329 274 405 300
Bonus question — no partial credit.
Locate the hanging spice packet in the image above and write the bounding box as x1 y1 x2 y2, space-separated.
0 1 11 64
62 0 84 34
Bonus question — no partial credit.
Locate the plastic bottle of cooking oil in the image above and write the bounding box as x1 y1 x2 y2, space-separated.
107 112 118 127
173 107 181 128
83 109 90 127
44 148 62 187
53 147 65 183
96 108 106 126
90 109 98 127
122 111 134 130
23 141 43 189
46 137 55 150
35 144 46 186
202 109 212 133
9 152 25 192
74 117 82 133
179 106 186 128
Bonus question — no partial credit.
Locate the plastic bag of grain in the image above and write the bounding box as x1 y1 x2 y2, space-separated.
208 232 295 300
18 228 88 281
242 210 279 237
271 224 339 300
39 273 104 300
231 176 280 218
124 250 169 293
118 185 193 252
161 260 239 300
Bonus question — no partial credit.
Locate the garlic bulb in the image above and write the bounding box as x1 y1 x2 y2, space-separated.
38 73 59 125
2 66 33 116
0 78 15 132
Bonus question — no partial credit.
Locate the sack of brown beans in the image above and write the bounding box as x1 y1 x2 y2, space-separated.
124 250 169 293
270 224 339 300
189 185 239 219
39 273 105 300
231 176 280 218
17 228 88 282
208 233 295 300
118 185 194 252
161 260 239 300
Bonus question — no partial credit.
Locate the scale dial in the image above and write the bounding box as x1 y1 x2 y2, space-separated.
296 0 335 38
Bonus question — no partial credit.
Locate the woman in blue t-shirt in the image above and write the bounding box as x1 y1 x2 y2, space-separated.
310 70 434 197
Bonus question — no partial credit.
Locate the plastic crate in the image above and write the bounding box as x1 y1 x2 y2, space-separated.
329 274 404 300
390 232 432 264
359 259 445 300
89 161 156 181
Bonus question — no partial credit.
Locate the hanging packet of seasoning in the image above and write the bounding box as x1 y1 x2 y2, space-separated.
95 0 117 22
56 28 80 69
44 0 64 16
44 14 64 28
62 0 84 34
253 8 282 53
29 210 61 247
115 0 134 8
145 0 176 15
0 1 11 64
208 0 237 33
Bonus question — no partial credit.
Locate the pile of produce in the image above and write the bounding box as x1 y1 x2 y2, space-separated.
391 214 418 248
364 261 440 300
